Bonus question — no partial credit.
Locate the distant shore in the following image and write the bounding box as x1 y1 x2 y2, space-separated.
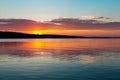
0 31 120 39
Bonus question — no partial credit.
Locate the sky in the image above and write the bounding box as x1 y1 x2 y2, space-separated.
0 0 120 36
0 0 120 21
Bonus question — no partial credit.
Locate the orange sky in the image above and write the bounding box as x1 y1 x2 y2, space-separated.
0 18 120 37
11 29 120 37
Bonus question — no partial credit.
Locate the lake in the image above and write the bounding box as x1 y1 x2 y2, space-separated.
0 39 120 80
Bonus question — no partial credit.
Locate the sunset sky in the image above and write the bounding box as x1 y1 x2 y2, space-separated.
0 0 120 36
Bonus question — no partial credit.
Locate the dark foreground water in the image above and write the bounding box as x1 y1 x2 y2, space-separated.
0 39 120 80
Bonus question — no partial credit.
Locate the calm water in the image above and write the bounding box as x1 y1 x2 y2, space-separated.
0 39 120 80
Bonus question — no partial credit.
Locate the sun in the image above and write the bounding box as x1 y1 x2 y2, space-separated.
32 30 43 35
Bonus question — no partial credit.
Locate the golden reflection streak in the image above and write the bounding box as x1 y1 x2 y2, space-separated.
0 39 120 63
18 39 120 50
80 55 95 64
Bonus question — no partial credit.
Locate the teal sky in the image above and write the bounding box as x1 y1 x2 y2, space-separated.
0 0 120 21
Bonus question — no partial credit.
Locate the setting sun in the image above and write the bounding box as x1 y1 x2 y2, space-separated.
32 30 43 35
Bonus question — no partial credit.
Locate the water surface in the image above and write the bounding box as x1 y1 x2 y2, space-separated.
0 39 120 80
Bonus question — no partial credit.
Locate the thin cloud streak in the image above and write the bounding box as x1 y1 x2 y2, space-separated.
50 18 120 30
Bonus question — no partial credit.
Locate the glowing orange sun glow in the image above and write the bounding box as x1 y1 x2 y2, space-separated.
32 30 43 35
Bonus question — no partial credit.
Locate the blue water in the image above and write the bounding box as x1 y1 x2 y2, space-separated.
0 39 120 80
